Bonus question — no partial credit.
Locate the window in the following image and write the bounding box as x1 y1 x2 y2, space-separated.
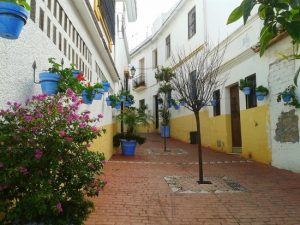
72 49 75 64
58 5 63 25
30 0 36 22
47 0 51 10
39 9 44 31
188 6 196 39
213 90 221 116
139 99 145 109
165 35 171 58
58 32 62 51
139 58 145 76
63 38 67 56
68 45 71 61
53 0 57 18
245 74 257 109
52 25 57 44
47 17 51 38
152 49 158 68
64 14 68 32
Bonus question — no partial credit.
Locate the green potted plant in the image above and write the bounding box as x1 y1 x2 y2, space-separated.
114 107 151 156
159 108 171 137
106 94 121 109
0 0 30 39
119 90 135 107
0 91 107 224
239 79 254 95
255 85 269 101
277 85 300 108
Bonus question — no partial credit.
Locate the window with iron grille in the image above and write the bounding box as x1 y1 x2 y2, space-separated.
188 6 196 39
53 0 57 18
245 74 257 109
213 90 221 116
100 0 115 43
52 25 57 44
152 49 158 68
47 17 51 38
166 35 171 59
47 0 51 10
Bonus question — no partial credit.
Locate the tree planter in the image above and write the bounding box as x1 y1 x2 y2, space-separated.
0 2 29 39
256 92 266 101
121 139 137 156
179 101 186 106
242 87 251 95
160 125 170 138
94 88 104 100
173 104 180 110
39 72 60 95
82 90 93 104
102 81 110 92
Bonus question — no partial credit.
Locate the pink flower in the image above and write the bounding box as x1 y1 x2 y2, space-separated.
97 114 104 118
56 202 63 213
79 123 87 128
66 115 73 122
66 88 75 97
64 136 73 142
35 149 43 160
24 115 33 121
59 130 66 137
19 167 29 175
71 95 78 102
91 126 98 133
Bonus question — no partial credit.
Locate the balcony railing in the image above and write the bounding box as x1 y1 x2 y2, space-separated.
132 74 146 91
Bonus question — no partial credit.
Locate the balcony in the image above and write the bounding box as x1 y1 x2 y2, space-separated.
132 74 146 91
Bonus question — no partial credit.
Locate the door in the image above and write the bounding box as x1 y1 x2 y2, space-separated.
230 85 242 152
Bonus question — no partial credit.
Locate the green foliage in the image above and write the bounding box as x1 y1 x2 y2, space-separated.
159 108 170 126
239 78 254 91
113 133 146 147
0 91 107 224
255 85 269 95
277 85 300 108
119 90 135 105
155 67 175 82
108 94 120 107
0 0 31 10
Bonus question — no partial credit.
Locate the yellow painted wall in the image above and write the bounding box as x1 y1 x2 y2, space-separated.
240 105 271 164
89 123 116 160
137 123 157 133
170 114 196 142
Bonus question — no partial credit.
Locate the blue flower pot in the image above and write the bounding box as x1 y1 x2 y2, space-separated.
283 95 291 103
124 101 131 107
94 88 104 100
160 125 170 138
173 104 180 110
179 101 186 106
39 72 60 95
121 96 126 101
106 97 112 106
256 92 265 101
102 81 110 92
121 140 137 156
72 70 81 78
82 90 93 105
115 103 121 110
0 2 29 39
243 87 251 95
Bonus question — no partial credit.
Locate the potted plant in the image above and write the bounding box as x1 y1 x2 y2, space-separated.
93 82 104 100
277 85 300 108
102 80 110 92
179 98 186 106
39 58 61 95
255 85 269 101
114 107 151 156
106 94 120 108
82 84 95 105
0 91 107 224
160 109 171 137
0 0 30 39
239 79 254 95
119 90 135 107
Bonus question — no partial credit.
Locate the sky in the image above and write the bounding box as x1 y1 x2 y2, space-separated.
126 0 180 50
126 0 243 51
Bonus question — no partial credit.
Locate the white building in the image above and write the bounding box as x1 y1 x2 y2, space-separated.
0 0 137 159
129 0 300 172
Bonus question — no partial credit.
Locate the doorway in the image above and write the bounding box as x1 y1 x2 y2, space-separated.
230 84 242 153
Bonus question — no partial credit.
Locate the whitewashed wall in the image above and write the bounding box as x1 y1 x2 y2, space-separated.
0 0 119 126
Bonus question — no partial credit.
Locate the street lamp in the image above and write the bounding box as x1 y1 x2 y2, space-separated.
130 66 136 77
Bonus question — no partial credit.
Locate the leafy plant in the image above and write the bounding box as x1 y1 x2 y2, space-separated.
0 0 31 10
239 78 254 91
119 90 135 105
227 0 300 85
113 133 145 147
0 90 107 224
108 94 120 107
277 85 300 108
255 85 269 95
159 108 170 126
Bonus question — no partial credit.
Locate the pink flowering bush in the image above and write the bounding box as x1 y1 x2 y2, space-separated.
0 90 106 225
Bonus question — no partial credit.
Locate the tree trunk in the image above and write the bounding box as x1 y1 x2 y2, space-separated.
194 111 204 184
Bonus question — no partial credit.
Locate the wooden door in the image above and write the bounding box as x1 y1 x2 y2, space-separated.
230 85 242 148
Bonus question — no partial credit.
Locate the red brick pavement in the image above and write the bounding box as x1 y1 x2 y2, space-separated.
85 133 300 225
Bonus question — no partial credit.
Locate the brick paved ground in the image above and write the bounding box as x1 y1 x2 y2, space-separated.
85 133 300 225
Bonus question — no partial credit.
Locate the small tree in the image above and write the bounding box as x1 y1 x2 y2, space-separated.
155 67 175 152
170 44 226 184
